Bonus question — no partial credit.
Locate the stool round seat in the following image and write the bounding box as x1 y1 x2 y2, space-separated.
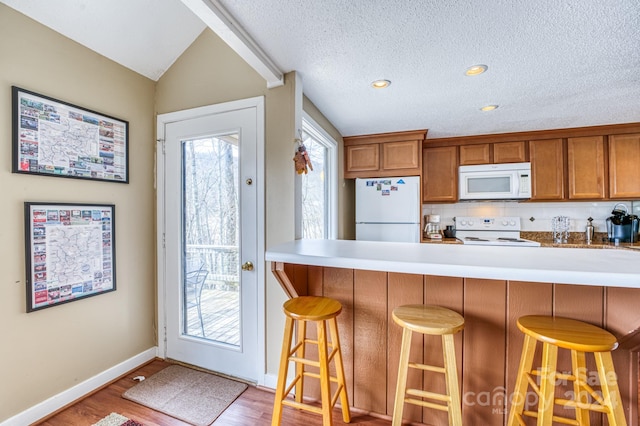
517 315 618 352
283 296 342 321
392 304 464 336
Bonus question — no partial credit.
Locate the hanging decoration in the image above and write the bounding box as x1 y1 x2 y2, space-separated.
293 130 313 174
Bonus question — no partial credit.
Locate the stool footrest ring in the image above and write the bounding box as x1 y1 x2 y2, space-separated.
521 410 580 425
282 399 323 415
302 370 340 384
404 397 450 412
406 388 451 403
556 398 610 413
408 361 446 374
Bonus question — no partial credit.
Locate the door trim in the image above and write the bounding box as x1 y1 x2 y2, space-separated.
156 97 265 385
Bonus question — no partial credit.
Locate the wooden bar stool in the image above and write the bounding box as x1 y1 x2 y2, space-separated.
272 296 350 426
391 304 464 426
508 315 627 426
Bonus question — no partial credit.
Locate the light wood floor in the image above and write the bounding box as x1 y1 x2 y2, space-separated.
35 359 392 426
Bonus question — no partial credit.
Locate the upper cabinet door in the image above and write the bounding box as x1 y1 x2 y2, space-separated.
382 140 421 171
609 133 640 199
423 146 458 202
529 138 565 200
345 143 380 173
493 141 527 163
459 144 490 165
567 136 605 199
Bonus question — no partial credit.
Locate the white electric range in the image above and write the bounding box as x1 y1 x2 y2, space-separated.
454 216 541 247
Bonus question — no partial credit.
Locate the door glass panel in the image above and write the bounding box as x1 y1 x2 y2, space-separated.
182 135 240 346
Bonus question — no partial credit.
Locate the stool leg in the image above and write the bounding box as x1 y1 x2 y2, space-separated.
537 342 558 426
272 315 295 426
594 351 628 426
570 350 590 425
317 320 333 426
442 333 462 425
329 316 351 423
295 319 307 404
392 327 413 426
508 334 537 426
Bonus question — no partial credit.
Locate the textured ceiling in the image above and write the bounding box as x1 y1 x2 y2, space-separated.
3 0 639 138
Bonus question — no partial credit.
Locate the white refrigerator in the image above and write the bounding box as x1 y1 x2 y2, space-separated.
355 176 421 242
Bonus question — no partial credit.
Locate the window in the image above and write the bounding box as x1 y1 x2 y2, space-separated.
299 114 337 239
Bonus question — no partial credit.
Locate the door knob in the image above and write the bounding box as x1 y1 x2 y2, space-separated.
241 261 254 271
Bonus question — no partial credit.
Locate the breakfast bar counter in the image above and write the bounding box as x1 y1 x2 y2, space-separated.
266 239 640 289
266 239 640 425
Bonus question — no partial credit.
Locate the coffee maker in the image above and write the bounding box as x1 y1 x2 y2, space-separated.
424 214 442 240
606 203 639 243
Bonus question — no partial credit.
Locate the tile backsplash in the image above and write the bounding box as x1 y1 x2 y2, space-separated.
423 200 639 234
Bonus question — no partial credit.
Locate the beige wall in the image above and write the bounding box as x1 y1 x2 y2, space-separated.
156 28 300 378
1 5 346 422
0 4 156 422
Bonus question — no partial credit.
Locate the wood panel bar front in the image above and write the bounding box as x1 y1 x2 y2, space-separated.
424 275 464 425
271 263 640 426
387 273 424 422
353 270 387 413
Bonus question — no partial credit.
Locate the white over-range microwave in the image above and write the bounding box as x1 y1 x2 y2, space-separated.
458 162 531 200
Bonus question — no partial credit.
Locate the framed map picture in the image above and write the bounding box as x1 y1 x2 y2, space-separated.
25 202 116 312
12 86 129 183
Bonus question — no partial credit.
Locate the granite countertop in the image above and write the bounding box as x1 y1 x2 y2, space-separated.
423 232 640 251
520 232 640 250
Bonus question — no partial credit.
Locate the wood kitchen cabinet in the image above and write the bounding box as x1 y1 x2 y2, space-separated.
345 143 379 174
567 136 605 199
493 141 527 163
459 144 490 165
529 138 565 200
609 133 640 199
423 145 458 202
344 130 426 178
458 141 527 165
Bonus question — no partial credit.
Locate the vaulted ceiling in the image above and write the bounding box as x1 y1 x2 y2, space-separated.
3 0 639 138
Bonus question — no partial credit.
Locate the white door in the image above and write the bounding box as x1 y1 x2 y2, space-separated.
157 97 264 383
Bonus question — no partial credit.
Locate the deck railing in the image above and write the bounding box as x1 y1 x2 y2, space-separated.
185 244 239 288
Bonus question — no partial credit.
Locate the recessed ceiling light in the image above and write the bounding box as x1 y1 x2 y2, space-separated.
480 105 498 111
371 79 391 89
465 65 488 76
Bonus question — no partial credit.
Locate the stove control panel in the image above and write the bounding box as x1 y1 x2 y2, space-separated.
456 216 521 231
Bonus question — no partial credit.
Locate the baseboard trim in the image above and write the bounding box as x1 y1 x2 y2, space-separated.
1 347 158 426
262 372 278 390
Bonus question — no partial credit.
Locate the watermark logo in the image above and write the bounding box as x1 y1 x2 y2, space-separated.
459 368 621 415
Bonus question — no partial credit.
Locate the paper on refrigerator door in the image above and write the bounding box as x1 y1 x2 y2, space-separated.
355 176 420 224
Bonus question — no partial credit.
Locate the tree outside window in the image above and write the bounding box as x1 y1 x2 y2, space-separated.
300 116 337 239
